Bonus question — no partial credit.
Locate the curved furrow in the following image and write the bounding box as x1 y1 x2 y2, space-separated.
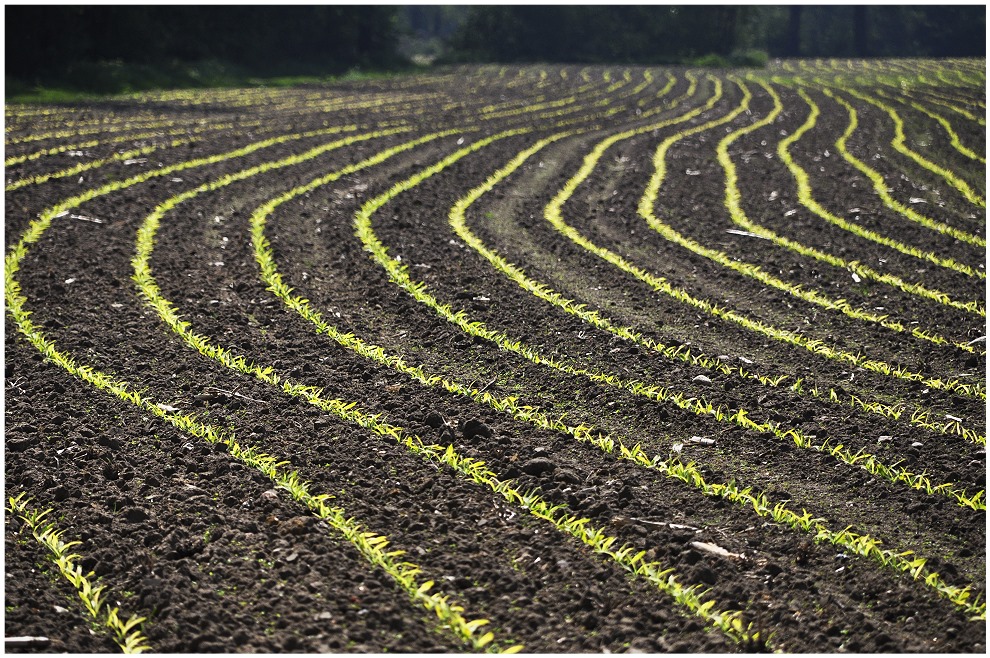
232 121 987 645
5 494 152 653
872 89 986 165
4 120 256 166
780 87 984 279
347 126 985 506
830 84 985 209
842 76 986 195
439 89 984 441
708 78 986 337
244 120 988 524
11 73 773 650
439 134 986 612
7 63 986 652
538 100 984 398
909 87 987 126
612 79 986 387
4 68 609 187
4 167 524 658
247 130 987 619
816 87 986 245
3 91 429 153
603 78 984 361
127 127 765 648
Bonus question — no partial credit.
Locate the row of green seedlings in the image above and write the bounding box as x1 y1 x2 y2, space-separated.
872 88 986 164
6 117 407 193
814 72 985 178
835 68 988 150
6 64 661 203
124 125 764 648
912 60 986 89
776 78 987 275
472 89 553 117
6 78 470 173
5 119 249 167
4 108 191 137
5 82 434 151
622 453 986 620
102 79 990 624
190 85 446 123
140 84 399 108
7 142 172 193
436 68 510 104
445 132 985 489
234 123 988 618
2 88 435 148
346 124 985 616
781 61 986 124
870 72 988 126
476 72 603 121
744 62 984 244
240 120 986 617
637 71 706 121
3 109 401 193
811 84 986 247
6 494 151 653
487 75 701 138
470 66 696 127
11 103 980 640
475 70 626 124
79 85 412 134
535 78 985 399
505 67 671 124
482 68 659 127
779 86 984 279
637 71 676 107
717 76 985 330
910 89 987 126
500 66 632 118
631 76 986 359
5 116 190 146
342 127 985 507
540 84 986 399
5 215 517 653
850 74 987 181
443 103 984 444
826 80 985 208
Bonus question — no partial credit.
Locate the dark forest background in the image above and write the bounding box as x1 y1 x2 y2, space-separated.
5 5 986 94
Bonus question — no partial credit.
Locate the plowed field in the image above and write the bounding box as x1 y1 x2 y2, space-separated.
4 58 986 653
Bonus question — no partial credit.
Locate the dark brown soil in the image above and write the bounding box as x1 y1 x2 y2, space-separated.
5 61 986 653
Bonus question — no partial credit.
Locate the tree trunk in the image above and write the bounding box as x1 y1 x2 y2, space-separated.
854 6 869 57
787 5 802 57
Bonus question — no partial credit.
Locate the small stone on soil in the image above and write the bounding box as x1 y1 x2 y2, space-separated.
522 457 556 476
423 411 445 428
123 507 149 522
461 417 493 439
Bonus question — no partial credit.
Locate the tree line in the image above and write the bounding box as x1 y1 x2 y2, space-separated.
5 5 985 90
5 5 403 85
445 5 986 64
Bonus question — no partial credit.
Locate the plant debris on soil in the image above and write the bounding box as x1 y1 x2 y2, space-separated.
4 59 986 653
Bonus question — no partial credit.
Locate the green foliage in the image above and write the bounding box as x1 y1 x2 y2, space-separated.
6 6 406 93
692 54 729 68
446 6 983 64
728 49 769 68
6 494 151 653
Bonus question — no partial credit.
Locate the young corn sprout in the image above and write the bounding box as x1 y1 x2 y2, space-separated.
6 494 151 653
